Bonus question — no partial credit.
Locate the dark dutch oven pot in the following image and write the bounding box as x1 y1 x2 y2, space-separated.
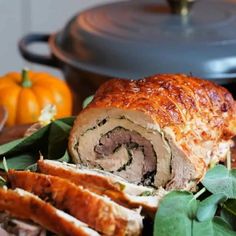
19 0 236 112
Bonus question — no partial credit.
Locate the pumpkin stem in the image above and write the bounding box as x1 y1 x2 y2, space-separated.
21 68 32 88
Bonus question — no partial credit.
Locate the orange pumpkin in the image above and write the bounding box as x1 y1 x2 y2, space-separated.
0 69 72 126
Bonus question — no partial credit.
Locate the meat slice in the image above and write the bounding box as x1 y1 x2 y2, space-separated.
69 74 236 191
38 160 167 217
8 170 143 236
69 111 171 188
0 187 100 236
95 127 156 175
0 212 46 236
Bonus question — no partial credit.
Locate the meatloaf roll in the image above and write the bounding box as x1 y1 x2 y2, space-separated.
69 74 236 190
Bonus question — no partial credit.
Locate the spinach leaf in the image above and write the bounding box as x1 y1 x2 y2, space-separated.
0 139 24 155
0 153 37 170
0 125 49 156
57 116 75 126
47 120 72 159
0 117 75 170
201 165 236 199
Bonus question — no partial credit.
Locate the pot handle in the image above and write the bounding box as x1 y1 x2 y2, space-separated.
18 34 59 68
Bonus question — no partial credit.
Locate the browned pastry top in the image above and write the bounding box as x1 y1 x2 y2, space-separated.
86 74 236 140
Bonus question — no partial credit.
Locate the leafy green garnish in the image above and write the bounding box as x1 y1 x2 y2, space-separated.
2 157 8 172
154 191 198 236
0 125 48 156
154 165 236 236
57 150 71 163
201 165 236 198
0 117 75 170
192 217 235 236
0 154 36 170
0 176 6 187
139 191 152 196
47 120 72 159
196 193 227 222
221 199 236 230
25 163 38 172
82 95 94 109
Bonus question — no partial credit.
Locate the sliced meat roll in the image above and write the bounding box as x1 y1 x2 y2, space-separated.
8 170 143 236
38 160 167 216
0 212 46 236
69 107 171 188
0 187 100 236
69 74 236 190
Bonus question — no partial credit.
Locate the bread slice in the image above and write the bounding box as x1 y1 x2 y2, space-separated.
8 170 143 236
0 187 100 236
38 160 167 216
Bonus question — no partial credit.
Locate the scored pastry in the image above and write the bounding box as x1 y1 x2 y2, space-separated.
69 74 236 190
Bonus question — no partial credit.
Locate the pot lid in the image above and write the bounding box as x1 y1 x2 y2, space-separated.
53 0 236 81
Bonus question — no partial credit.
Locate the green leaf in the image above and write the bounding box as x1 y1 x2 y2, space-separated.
47 120 72 159
0 154 37 170
0 117 75 171
2 157 8 172
25 163 38 172
154 191 198 236
139 191 152 196
201 165 236 199
57 150 71 163
82 95 94 109
0 125 49 156
57 116 75 126
221 199 236 230
0 176 5 182
197 193 227 222
153 190 236 236
25 150 70 171
0 176 6 187
0 138 24 155
193 217 236 236
0 117 74 158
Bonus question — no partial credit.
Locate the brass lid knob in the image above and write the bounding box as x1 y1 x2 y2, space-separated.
167 0 196 16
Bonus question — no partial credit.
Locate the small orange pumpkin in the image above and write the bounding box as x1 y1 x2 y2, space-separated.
0 69 72 126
